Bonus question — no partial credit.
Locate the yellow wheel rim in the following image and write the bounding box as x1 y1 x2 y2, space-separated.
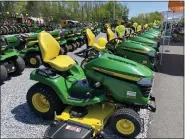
68 45 73 50
32 93 50 113
30 58 37 65
116 119 135 135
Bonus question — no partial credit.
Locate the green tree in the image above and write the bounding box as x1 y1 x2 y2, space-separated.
131 11 162 25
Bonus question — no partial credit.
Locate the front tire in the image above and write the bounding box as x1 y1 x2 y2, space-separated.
26 54 42 68
26 83 66 120
80 59 88 69
0 65 8 83
14 56 26 75
110 108 142 138
61 44 68 54
67 43 75 52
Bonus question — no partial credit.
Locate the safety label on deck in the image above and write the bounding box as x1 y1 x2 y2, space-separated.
65 125 81 132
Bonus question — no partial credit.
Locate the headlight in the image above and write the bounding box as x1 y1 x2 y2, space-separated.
137 78 153 87
148 51 156 57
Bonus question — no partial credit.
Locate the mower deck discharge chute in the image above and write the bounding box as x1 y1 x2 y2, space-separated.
26 31 156 139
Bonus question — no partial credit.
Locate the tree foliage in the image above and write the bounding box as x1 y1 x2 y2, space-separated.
0 1 129 23
131 11 162 25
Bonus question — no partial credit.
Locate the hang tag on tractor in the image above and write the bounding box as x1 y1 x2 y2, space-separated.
126 91 136 99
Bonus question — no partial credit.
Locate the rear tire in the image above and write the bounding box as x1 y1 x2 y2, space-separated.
14 56 25 75
26 54 42 68
61 45 68 54
67 43 75 52
76 41 81 48
80 59 88 69
0 65 8 83
109 108 141 138
80 40 84 47
71 42 78 50
26 83 66 120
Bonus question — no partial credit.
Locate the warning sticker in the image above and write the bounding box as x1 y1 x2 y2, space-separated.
65 125 81 132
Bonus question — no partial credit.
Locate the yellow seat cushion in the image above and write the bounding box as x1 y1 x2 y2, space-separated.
47 55 75 72
93 37 107 51
86 29 107 51
93 43 105 51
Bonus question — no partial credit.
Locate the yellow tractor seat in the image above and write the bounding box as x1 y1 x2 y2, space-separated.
93 37 107 51
47 55 75 71
107 28 115 41
107 28 121 44
86 29 107 51
115 25 125 38
137 25 142 32
38 31 75 72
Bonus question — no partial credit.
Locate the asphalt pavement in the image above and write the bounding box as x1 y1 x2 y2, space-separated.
147 43 184 138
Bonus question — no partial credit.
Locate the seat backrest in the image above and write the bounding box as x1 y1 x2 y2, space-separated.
144 24 148 29
132 22 138 32
97 37 107 48
86 28 96 46
137 25 142 32
115 25 125 37
38 31 60 62
107 28 115 41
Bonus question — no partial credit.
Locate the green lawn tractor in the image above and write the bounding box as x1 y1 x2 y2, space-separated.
80 28 158 71
135 25 161 42
116 25 160 52
124 27 160 53
62 28 78 52
72 23 87 48
0 36 25 83
129 24 160 49
49 30 69 54
26 31 156 139
108 28 158 70
5 33 42 68
75 28 86 48
135 23 161 37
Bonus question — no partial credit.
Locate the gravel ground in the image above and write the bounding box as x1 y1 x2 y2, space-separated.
1 33 152 138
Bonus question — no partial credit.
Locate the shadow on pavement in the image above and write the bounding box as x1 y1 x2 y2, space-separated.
157 53 184 76
11 103 52 125
160 39 184 46
169 41 184 46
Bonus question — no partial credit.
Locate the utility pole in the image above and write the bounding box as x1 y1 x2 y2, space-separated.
113 1 116 20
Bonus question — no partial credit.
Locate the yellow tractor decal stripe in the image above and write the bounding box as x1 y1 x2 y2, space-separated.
92 67 141 81
121 47 149 54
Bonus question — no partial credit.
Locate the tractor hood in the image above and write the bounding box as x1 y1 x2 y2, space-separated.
142 31 159 37
86 53 154 82
131 36 157 44
5 35 17 43
26 33 39 41
118 40 156 54
5 35 20 48
139 33 159 41
50 30 60 37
